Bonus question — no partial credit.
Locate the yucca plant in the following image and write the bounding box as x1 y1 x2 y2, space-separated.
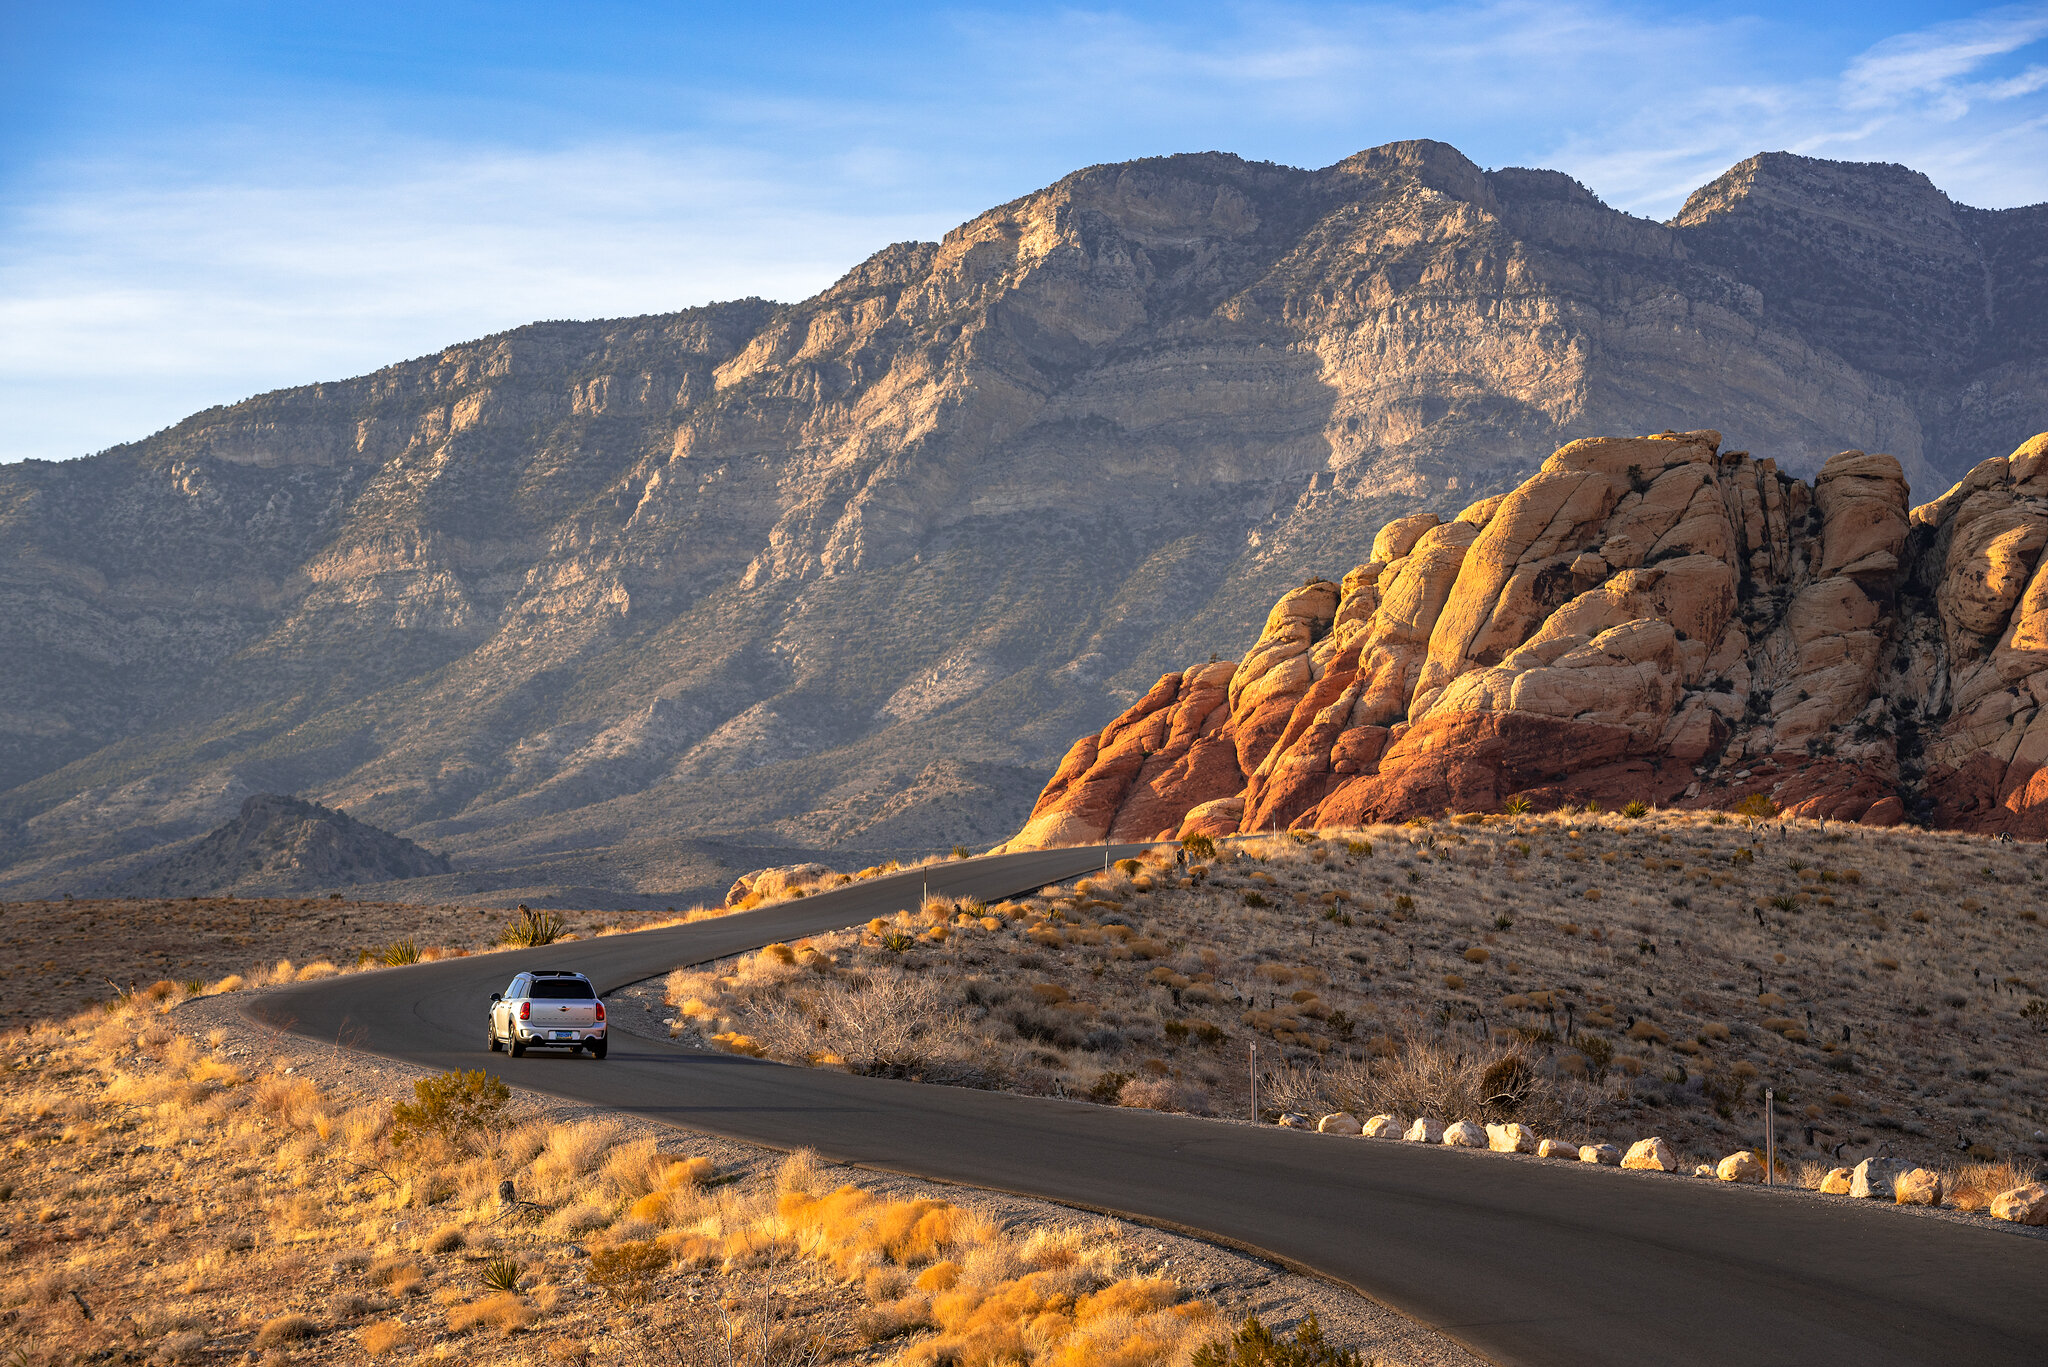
380 938 421 966
1503 794 1532 816
481 1259 522 1292
1622 799 1650 819
502 905 564 947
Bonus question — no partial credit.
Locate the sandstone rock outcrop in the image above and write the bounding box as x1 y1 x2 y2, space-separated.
725 863 831 906
1006 431 2048 843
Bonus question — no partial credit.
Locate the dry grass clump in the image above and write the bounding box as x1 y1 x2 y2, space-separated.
650 811 2048 1175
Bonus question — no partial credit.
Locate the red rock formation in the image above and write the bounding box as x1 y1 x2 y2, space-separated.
1002 429 2048 846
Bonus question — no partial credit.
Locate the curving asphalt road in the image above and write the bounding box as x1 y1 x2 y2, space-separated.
245 847 2048 1367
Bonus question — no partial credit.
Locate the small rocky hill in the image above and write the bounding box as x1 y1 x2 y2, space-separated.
1006 428 2048 845
109 794 453 897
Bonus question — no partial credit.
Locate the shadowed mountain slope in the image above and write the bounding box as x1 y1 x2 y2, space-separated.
5 141 2045 898
109 794 453 898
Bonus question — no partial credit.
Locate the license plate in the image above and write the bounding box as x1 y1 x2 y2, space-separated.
551 1031 573 1040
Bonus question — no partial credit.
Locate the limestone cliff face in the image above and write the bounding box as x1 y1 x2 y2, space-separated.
5 140 2046 897
1006 431 2048 845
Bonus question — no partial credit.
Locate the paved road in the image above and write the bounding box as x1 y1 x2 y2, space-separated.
246 848 2048 1367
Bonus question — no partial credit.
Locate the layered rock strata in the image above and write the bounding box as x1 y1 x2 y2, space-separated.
1006 430 2048 845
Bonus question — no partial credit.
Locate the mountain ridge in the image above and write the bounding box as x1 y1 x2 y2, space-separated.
5 139 2045 900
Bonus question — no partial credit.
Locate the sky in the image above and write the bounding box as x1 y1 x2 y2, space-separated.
4 1 2048 463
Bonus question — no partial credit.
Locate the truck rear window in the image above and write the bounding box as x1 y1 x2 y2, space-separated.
530 980 595 999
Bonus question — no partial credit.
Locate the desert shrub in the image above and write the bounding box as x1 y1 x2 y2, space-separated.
380 938 422 966
1733 793 1779 820
1503 795 1532 815
1622 800 1650 819
448 1291 536 1334
588 1241 671 1304
1181 834 1218 860
503 905 565 946
360 1321 410 1357
251 1314 316 1349
390 1069 509 1153
1193 1313 1361 1367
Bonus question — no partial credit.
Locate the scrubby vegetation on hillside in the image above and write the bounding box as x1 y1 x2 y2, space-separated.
658 812 2048 1182
1 1000 1244 1366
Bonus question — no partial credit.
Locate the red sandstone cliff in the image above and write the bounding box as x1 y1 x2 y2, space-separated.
1004 429 2048 845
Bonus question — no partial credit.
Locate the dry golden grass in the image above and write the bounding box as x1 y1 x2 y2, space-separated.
0 986 1251 1367
655 811 2048 1182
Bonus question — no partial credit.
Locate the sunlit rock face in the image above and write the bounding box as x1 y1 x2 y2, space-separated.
1006 431 2048 845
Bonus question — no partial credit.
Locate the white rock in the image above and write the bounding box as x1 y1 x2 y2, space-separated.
1621 1138 1678 1171
1579 1143 1620 1165
1362 1114 1401 1138
1693 1164 1716 1178
1819 1167 1853 1195
1486 1122 1537 1153
1537 1138 1576 1159
1276 1111 1311 1128
1990 1183 2048 1224
1404 1117 1445 1143
1716 1151 1765 1184
1850 1157 1902 1200
1442 1121 1487 1148
1316 1112 1363 1136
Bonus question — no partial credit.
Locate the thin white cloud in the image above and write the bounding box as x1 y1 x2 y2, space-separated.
5 2 2048 462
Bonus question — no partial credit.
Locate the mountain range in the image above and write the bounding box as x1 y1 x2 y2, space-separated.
3 139 2044 903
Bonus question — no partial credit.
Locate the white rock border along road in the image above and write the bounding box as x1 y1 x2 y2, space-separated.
245 845 2048 1367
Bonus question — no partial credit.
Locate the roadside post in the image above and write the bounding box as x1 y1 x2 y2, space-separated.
1765 1088 1775 1186
1248 1041 1258 1123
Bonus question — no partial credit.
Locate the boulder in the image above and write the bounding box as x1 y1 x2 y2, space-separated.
1893 1168 1943 1206
1716 1151 1765 1184
1579 1143 1621 1165
1404 1117 1445 1144
1693 1164 1716 1178
1317 1112 1363 1136
1442 1121 1488 1148
1486 1122 1538 1154
1819 1168 1854 1195
1362 1114 1401 1138
1536 1138 1577 1159
726 862 832 905
1850 1157 1903 1200
1990 1183 2048 1225
1621 1138 1678 1172
1276 1111 1312 1128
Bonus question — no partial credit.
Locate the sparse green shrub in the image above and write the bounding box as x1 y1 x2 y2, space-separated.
1116 858 1142 876
502 905 565 947
1344 839 1372 857
950 845 970 860
1193 1313 1361 1367
380 938 421 967
1494 912 1514 930
1622 800 1649 819
1088 1071 1132 1103
1181 834 1218 861
390 1070 509 1152
1769 895 1798 912
882 932 915 953
1243 892 1269 908
1503 795 1532 816
1734 793 1780 820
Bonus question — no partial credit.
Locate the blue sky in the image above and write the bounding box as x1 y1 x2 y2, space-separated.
5 1 2048 462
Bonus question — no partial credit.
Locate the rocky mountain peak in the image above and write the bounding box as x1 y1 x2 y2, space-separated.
107 794 453 898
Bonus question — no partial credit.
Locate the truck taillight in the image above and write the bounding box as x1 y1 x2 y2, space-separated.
518 1002 530 1020
595 1001 606 1021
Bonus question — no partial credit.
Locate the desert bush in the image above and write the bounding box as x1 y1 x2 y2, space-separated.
503 905 566 947
251 1314 316 1349
449 1290 537 1335
380 938 422 966
1181 834 1218 861
588 1241 672 1304
1194 1313 1362 1367
360 1320 410 1357
390 1069 509 1153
